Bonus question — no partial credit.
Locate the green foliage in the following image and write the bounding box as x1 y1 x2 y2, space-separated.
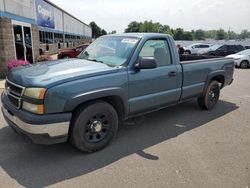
228 31 238 40
89 21 107 38
193 29 205 40
110 30 117 34
216 28 227 40
240 29 250 40
125 21 141 33
139 21 159 33
123 20 249 41
124 20 172 34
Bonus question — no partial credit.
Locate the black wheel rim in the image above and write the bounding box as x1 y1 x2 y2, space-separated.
208 86 219 105
84 113 111 143
241 61 247 68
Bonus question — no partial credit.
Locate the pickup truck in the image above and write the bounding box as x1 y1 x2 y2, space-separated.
1 33 234 152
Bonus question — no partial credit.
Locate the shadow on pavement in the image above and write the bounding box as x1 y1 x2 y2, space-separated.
0 99 238 187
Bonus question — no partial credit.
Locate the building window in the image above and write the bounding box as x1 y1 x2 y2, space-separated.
39 31 53 44
54 33 63 49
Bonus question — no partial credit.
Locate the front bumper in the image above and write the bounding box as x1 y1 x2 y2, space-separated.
233 59 241 66
1 92 72 144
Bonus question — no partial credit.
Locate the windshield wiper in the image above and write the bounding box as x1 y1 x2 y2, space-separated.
87 58 104 64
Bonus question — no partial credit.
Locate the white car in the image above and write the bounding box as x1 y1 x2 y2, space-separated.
184 43 212 54
227 49 250 69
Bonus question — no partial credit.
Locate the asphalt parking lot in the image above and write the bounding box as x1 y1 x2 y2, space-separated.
0 69 249 188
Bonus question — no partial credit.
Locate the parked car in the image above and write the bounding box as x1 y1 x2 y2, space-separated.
206 44 245 56
183 43 212 54
58 44 89 59
227 49 250 68
2 33 234 152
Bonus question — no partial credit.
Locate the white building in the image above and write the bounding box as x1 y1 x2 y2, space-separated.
0 0 92 76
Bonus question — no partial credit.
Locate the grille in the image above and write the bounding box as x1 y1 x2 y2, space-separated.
6 80 25 109
7 93 21 108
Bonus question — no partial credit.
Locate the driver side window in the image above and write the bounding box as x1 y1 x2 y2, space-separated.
139 40 172 66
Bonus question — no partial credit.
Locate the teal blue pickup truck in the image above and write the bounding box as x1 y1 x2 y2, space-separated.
1 33 234 152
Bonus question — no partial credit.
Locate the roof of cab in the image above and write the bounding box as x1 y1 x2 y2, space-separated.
102 33 171 39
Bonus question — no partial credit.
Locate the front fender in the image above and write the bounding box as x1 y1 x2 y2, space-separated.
63 87 128 115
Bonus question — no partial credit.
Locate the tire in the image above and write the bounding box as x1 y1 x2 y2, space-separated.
185 50 191 55
70 101 118 152
240 60 249 69
63 55 70 59
197 81 220 110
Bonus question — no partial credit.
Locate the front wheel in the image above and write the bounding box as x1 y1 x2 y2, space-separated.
240 60 249 69
197 81 220 110
70 101 118 152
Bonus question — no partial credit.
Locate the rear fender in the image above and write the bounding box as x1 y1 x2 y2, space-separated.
202 70 225 95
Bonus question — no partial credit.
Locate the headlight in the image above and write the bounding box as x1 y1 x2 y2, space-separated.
23 88 46 114
24 88 47 99
22 101 44 114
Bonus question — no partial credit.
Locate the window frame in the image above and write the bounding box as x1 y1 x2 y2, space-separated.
138 38 173 67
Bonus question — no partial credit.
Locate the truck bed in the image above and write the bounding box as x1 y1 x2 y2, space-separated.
179 57 234 100
180 54 221 62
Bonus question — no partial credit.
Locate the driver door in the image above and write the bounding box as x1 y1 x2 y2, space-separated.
128 39 179 114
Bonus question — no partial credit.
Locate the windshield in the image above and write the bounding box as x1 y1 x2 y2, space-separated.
78 36 139 67
236 49 250 55
209 44 222 51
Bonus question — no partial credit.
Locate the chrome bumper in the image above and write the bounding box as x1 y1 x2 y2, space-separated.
2 106 70 138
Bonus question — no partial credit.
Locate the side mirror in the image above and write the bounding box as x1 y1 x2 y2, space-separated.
134 57 157 70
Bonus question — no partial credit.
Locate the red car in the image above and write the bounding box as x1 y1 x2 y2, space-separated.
58 44 89 59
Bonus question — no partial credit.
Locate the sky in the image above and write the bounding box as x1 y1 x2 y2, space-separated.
50 0 250 33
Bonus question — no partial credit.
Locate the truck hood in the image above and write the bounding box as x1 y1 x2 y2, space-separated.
7 59 120 87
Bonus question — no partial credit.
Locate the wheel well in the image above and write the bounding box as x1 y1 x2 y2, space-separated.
72 96 125 122
211 75 225 88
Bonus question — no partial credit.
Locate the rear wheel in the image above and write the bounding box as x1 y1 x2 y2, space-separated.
70 101 118 152
197 81 220 110
240 60 249 69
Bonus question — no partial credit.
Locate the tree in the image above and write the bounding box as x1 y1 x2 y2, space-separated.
204 30 217 39
173 28 185 40
216 28 227 40
240 29 249 40
110 30 117 34
125 21 141 33
125 21 171 34
194 29 205 40
101 29 107 36
89 22 101 38
160 25 172 35
139 20 159 33
228 31 238 40
89 21 107 38
182 32 194 41
124 20 249 41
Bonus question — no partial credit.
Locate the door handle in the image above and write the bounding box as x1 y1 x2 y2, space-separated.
168 71 177 77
